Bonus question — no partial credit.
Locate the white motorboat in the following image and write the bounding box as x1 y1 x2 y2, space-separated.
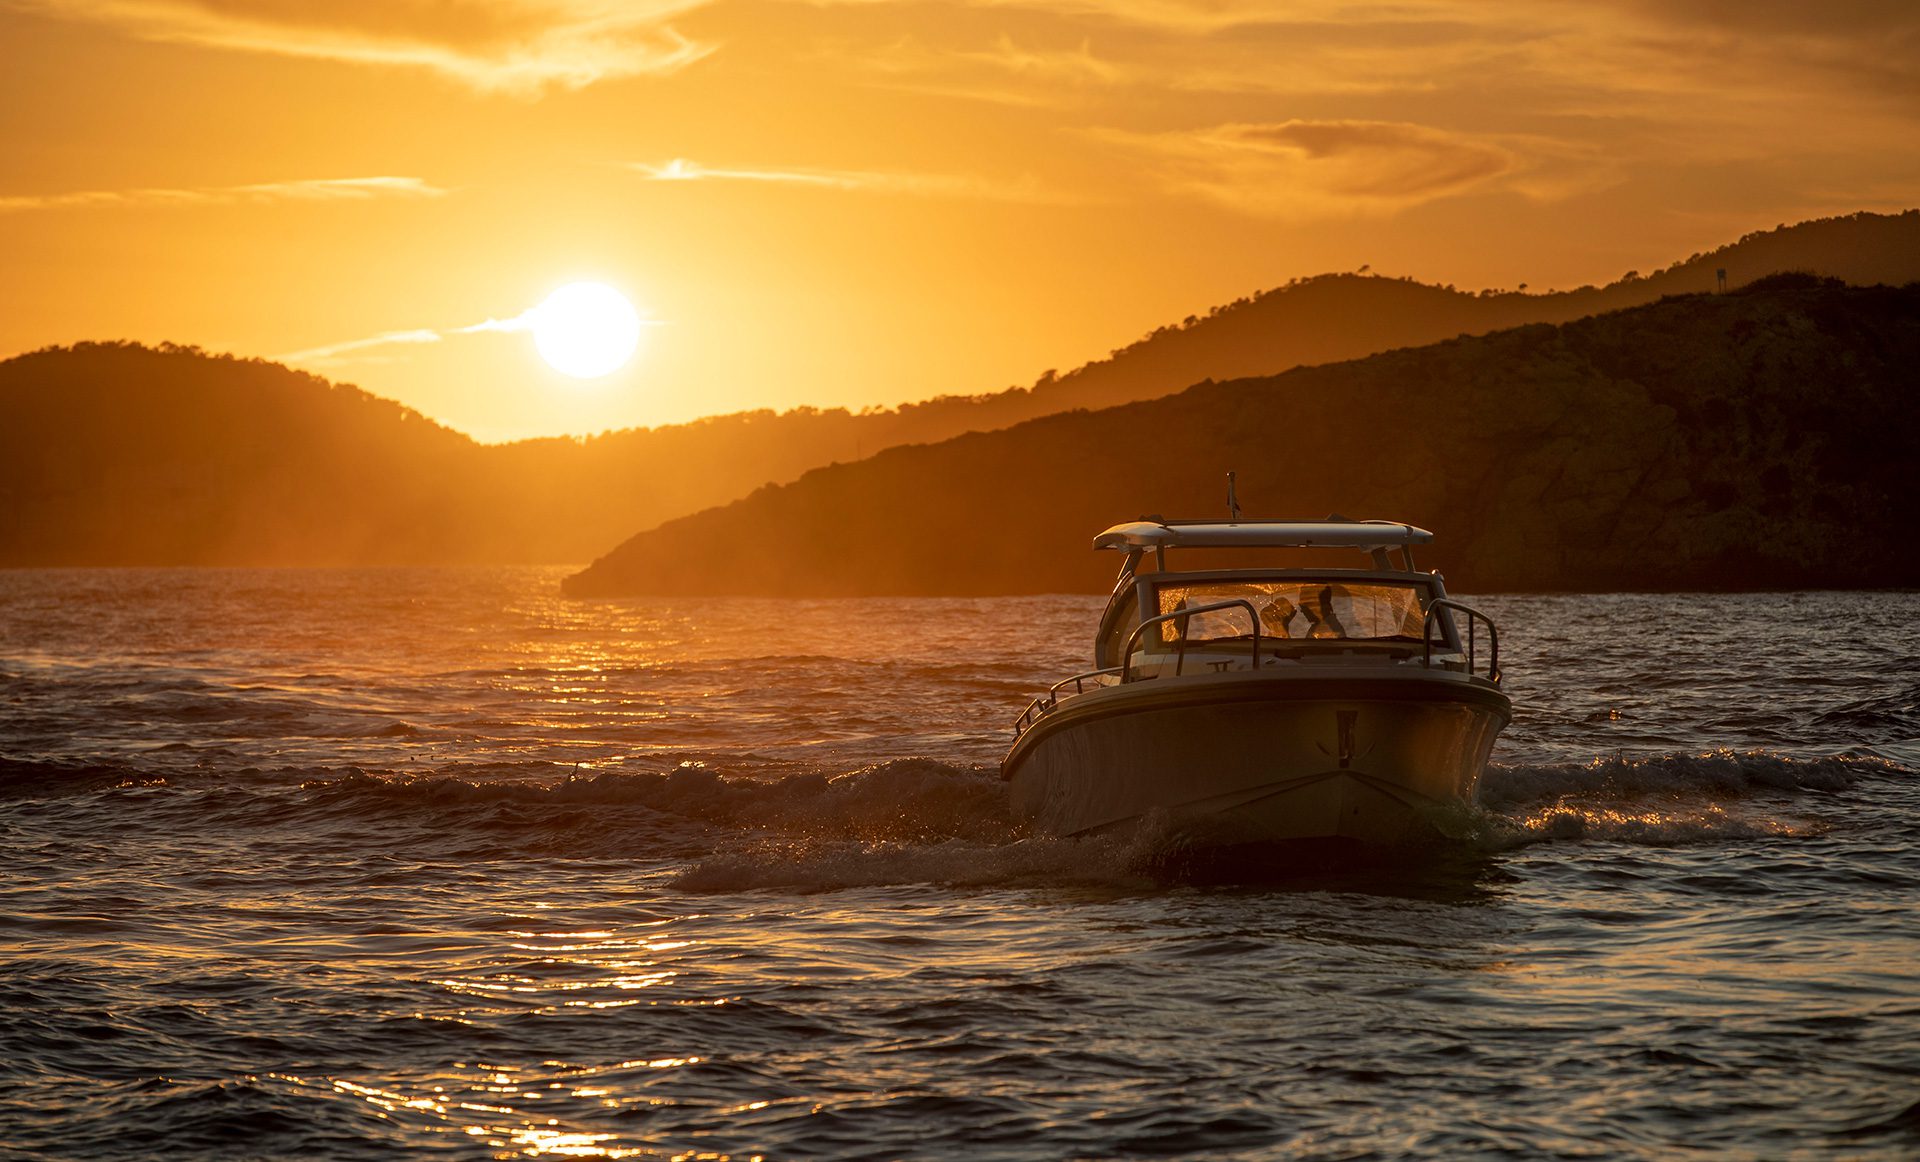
1003 502 1510 852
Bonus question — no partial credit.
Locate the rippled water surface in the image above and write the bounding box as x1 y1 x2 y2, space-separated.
2 568 1917 1159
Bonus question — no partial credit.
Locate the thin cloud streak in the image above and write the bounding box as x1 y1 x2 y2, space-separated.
830 31 1128 109
15 0 714 94
278 305 663 368
633 158 1079 203
953 34 1123 85
637 159 866 188
816 0 1920 166
275 329 446 364
0 176 447 214
1092 119 1520 219
805 0 1297 35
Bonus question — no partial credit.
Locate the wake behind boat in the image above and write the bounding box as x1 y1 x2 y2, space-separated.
1003 497 1510 852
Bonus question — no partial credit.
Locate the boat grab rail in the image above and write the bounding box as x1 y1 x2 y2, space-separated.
1014 595 1499 740
1012 667 1125 739
1123 598 1262 684
1422 598 1501 683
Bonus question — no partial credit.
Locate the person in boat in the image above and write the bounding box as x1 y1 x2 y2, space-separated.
1260 585 1348 640
1301 585 1348 639
1261 594 1300 639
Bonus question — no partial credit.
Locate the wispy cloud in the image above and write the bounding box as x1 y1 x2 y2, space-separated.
799 1 1548 111
636 158 869 189
1093 119 1519 219
813 0 1920 159
957 33 1122 84
633 158 1077 202
276 302 660 368
277 316 530 367
14 0 713 94
808 0 1306 36
830 31 1128 108
0 176 447 214
274 329 447 364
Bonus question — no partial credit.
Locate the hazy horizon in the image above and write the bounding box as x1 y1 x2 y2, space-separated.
5 2 1919 440
11 211 1914 448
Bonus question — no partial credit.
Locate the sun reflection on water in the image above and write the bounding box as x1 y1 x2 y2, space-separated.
284 911 752 1158
1518 799 1821 841
315 1056 721 1158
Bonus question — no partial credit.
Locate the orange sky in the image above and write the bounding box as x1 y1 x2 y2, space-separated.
2 1 1916 441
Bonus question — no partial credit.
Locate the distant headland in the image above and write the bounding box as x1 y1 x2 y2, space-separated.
564 275 1920 596
2 210 1917 583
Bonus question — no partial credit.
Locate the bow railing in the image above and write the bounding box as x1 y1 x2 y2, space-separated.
1421 598 1500 682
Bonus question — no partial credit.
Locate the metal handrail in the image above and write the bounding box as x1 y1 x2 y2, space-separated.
1013 599 1262 739
1053 668 1123 700
1012 667 1123 739
1014 595 1501 739
1013 696 1048 738
1122 598 1262 683
1422 598 1501 683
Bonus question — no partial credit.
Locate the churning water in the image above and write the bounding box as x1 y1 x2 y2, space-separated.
2 569 1916 1159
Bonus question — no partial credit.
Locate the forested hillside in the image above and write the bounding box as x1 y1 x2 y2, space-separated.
511 211 1920 544
0 344 497 565
4 212 1916 567
565 277 1920 596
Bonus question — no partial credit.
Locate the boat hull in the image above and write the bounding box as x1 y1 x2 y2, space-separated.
1003 671 1509 847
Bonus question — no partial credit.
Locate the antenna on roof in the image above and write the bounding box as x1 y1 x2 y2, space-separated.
1226 471 1243 521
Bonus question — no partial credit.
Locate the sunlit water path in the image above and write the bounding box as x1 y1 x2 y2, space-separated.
2 569 1917 1159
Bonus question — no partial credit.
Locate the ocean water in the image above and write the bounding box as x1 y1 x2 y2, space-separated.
2 568 1917 1160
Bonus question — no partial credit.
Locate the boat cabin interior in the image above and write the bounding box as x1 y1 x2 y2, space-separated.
1089 519 1471 674
1006 514 1503 744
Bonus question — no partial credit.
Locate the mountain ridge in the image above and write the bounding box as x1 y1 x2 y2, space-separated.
563 276 1920 597
3 211 1917 567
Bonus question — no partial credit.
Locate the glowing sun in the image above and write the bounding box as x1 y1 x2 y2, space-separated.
531 282 642 378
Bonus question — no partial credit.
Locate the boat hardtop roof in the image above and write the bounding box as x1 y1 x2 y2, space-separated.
1093 518 1433 552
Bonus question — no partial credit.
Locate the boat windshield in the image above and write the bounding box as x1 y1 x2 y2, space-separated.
1155 580 1427 644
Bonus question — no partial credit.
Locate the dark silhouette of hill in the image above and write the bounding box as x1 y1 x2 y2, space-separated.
0 340 946 565
538 211 1920 539
0 343 504 565
564 277 1920 596
924 209 1920 426
4 211 1917 567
